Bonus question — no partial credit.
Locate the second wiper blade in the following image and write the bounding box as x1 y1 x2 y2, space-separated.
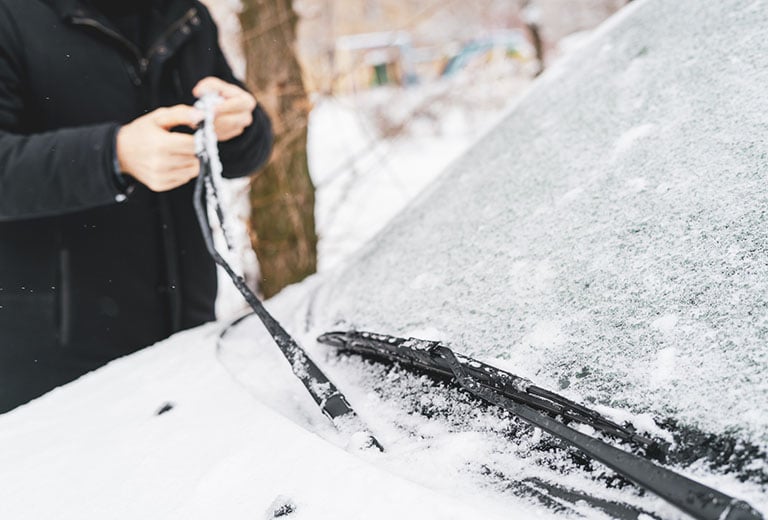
318 330 654 449
317 329 764 520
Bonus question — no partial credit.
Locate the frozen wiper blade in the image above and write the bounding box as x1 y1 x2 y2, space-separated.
318 330 654 449
317 330 764 520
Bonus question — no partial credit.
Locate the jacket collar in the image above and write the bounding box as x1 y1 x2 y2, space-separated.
41 0 195 26
39 0 201 73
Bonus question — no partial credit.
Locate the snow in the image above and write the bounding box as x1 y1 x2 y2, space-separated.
650 315 678 334
1 0 767 518
309 76 530 271
611 123 656 161
0 325 552 520
649 346 678 387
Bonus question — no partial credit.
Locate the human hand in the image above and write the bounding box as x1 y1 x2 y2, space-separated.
116 105 203 192
192 77 257 142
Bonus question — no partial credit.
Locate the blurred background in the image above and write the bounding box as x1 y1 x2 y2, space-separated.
201 0 632 314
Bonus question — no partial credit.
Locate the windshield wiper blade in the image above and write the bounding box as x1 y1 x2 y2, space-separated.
318 330 654 449
317 330 764 520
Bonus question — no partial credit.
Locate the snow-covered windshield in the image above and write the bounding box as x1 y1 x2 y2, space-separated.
311 0 768 447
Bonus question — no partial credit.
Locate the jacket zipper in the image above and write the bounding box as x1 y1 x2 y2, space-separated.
58 248 71 347
145 8 199 62
69 8 199 78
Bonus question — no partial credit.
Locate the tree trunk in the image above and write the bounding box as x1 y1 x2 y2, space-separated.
521 0 545 77
239 0 317 298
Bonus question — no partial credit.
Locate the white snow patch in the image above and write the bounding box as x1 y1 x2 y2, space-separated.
409 272 444 291
650 347 678 386
651 314 679 334
611 123 656 160
558 187 584 206
625 177 647 194
591 405 674 444
523 321 565 349
405 327 446 342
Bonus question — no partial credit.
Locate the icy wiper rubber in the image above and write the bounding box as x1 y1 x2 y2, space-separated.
317 330 763 520
192 95 382 452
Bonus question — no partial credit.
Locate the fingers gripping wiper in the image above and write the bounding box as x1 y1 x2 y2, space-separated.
317 330 764 520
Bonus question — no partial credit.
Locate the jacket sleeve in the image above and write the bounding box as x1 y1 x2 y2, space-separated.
198 5 274 179
0 5 127 222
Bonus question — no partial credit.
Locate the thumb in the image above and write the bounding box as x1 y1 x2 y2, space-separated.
152 105 204 130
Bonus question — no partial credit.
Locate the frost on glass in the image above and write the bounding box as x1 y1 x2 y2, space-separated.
311 0 768 445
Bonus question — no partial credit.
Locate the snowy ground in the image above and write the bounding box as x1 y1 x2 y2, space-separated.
309 71 532 272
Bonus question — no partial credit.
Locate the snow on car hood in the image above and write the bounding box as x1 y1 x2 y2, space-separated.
0 324 552 520
310 0 768 447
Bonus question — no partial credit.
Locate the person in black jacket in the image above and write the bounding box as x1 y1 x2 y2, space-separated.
0 0 273 413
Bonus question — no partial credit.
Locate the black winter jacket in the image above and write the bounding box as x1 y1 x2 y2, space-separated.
0 0 273 412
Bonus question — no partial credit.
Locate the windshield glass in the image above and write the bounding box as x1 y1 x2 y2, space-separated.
314 0 768 449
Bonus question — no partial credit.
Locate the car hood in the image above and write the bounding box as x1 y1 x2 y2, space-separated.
0 323 553 520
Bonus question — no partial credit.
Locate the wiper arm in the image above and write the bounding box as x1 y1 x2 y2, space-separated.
317 330 763 520
193 97 382 452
